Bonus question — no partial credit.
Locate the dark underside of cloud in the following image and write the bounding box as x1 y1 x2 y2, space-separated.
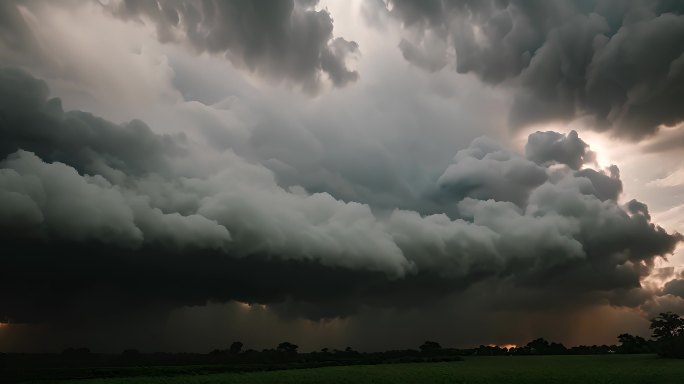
108 0 359 92
387 0 684 139
0 0 358 93
664 274 684 299
0 68 681 327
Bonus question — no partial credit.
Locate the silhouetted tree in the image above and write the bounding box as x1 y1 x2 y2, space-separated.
548 342 568 355
229 341 243 355
650 312 684 358
277 342 299 354
617 333 650 354
343 346 360 356
475 345 507 356
650 312 684 340
521 338 566 355
527 338 550 354
419 341 442 355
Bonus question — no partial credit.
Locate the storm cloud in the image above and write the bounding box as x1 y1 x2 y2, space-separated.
526 130 596 170
386 0 684 139
664 278 684 299
0 69 680 329
1 2 684 353
0 68 185 178
108 0 359 92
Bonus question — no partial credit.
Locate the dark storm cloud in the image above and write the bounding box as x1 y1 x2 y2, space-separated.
435 131 618 205
664 278 684 299
386 0 684 139
574 166 622 201
436 136 548 206
109 0 359 91
526 130 596 170
0 68 185 178
626 199 651 221
0 71 680 336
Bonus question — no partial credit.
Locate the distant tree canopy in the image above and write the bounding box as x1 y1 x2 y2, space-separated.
419 341 442 354
527 338 551 352
475 345 509 356
229 341 243 355
523 338 567 355
277 342 299 354
32 313 684 371
617 334 650 354
208 341 244 356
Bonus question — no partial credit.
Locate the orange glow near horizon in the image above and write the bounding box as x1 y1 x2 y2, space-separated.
489 343 517 350
236 301 267 310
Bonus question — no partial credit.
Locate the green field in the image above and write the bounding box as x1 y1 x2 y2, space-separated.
42 355 684 384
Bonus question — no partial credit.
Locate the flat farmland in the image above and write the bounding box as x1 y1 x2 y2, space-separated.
42 355 684 384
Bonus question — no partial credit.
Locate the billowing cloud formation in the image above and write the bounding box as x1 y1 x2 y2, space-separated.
108 0 359 91
437 136 548 206
0 149 232 248
0 68 185 178
664 277 684 299
386 0 684 138
1 69 680 326
526 130 596 170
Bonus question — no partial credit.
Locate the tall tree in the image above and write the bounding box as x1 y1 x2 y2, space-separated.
650 312 684 340
650 312 684 358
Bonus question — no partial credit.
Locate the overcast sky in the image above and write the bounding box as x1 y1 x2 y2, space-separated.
1 0 684 353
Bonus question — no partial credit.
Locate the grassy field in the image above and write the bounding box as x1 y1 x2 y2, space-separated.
39 355 684 384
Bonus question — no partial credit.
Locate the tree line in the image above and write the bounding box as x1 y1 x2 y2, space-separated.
176 311 684 360
3 312 683 376
462 311 684 358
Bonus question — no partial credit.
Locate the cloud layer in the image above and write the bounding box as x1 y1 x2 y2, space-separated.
109 0 359 92
0 69 680 327
387 0 684 138
1 1 684 352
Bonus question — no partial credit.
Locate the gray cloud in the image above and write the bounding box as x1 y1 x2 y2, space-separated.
664 280 684 299
437 136 548 206
398 35 449 73
386 0 684 140
0 149 232 248
626 199 651 221
0 68 186 179
0 69 681 351
158 45 511 218
526 130 596 170
574 166 622 202
109 0 358 92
